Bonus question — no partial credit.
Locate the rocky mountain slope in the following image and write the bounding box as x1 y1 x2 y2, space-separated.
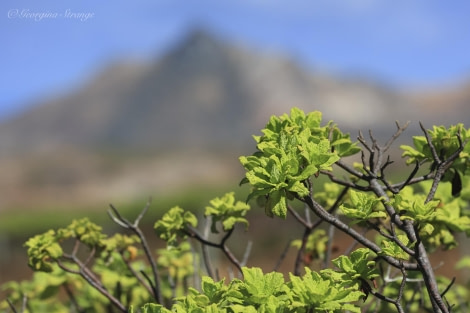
0 29 468 209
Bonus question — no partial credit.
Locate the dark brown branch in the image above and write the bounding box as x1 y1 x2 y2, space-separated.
294 227 313 276
423 128 466 204
6 298 18 313
383 121 410 152
358 130 373 153
335 159 367 180
184 226 243 275
302 195 418 271
369 177 449 313
441 277 456 298
273 240 292 271
368 222 415 257
108 200 163 304
288 204 311 228
321 170 370 191
361 277 405 313
420 122 441 163
120 251 154 296
57 257 127 312
140 270 158 301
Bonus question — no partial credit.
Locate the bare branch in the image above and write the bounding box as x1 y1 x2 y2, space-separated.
201 216 215 279
240 240 253 267
294 227 313 276
6 298 18 313
108 202 163 304
302 195 418 271
273 240 292 271
134 197 151 227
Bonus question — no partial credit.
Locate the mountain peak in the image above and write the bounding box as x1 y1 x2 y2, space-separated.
168 28 228 63
183 28 221 47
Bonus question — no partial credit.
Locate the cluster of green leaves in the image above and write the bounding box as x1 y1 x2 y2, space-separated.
154 192 250 245
154 206 198 246
401 123 470 194
2 265 119 312
393 181 470 251
401 124 470 171
3 218 149 312
239 108 360 218
132 250 376 313
340 190 386 223
157 242 196 299
205 192 250 233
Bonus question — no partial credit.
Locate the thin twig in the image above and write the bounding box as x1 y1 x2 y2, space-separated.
302 196 418 271
294 227 312 275
324 215 336 269
141 270 158 301
120 252 154 295
108 201 163 304
273 240 292 271
184 225 243 276
6 298 18 313
240 240 253 267
57 257 127 312
441 277 456 298
63 282 83 313
201 216 215 278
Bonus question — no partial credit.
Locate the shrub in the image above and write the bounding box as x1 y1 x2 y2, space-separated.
2 108 470 313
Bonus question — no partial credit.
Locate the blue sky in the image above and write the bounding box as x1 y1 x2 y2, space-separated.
1 0 470 120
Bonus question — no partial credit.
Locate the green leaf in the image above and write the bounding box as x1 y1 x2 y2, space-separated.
331 248 379 284
266 190 287 219
393 189 439 225
401 124 470 176
57 218 106 248
205 192 250 232
288 268 363 312
139 304 172 313
379 234 413 260
240 267 285 306
24 230 63 272
154 206 198 246
340 190 386 223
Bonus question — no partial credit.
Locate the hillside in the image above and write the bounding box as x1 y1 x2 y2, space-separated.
0 29 468 209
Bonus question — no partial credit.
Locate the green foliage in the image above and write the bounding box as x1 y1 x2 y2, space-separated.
170 266 365 313
24 230 63 272
330 248 379 286
401 124 470 167
340 189 386 223
157 242 195 298
4 108 470 313
288 268 363 313
57 217 107 247
154 206 198 246
391 183 470 250
378 234 413 260
205 192 250 232
130 303 171 313
240 108 358 219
